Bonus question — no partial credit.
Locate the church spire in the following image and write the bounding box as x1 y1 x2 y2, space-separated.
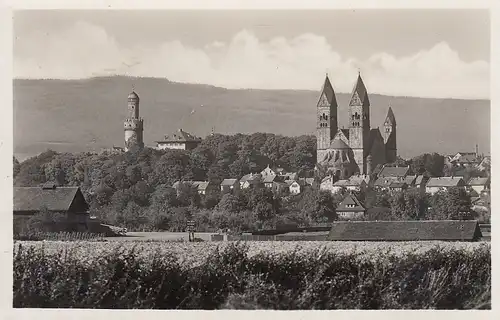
317 73 337 108
385 106 396 126
349 72 369 107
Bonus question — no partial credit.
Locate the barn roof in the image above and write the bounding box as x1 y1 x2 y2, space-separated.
327 220 482 241
14 186 87 213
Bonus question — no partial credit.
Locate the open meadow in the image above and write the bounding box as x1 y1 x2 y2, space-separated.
13 240 491 309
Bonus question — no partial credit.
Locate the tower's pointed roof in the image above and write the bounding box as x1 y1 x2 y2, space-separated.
349 73 369 107
385 106 396 126
128 91 139 100
317 74 338 108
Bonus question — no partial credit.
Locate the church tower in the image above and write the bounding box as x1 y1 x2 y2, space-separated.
348 72 371 174
124 90 144 151
316 74 338 162
383 106 397 163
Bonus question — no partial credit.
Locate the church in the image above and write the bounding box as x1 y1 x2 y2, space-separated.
316 73 397 180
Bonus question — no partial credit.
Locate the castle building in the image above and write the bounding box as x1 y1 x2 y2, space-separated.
124 91 144 151
316 73 397 180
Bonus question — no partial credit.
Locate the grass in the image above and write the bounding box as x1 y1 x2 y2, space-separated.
13 240 490 309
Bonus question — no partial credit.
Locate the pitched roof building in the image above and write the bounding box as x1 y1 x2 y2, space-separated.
14 184 89 215
156 129 202 151
336 193 365 220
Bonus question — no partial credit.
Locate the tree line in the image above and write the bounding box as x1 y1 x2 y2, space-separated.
13 133 488 232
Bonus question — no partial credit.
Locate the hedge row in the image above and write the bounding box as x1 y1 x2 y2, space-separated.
13 242 491 309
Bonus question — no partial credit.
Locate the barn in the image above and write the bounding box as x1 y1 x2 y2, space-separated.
327 220 483 241
13 183 90 233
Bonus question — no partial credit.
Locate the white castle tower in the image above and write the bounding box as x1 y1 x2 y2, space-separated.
124 90 144 151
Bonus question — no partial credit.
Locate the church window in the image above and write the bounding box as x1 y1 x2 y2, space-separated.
344 169 348 177
335 170 341 177
355 112 360 120
335 151 339 161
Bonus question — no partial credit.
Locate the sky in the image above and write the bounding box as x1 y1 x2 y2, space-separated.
13 9 490 99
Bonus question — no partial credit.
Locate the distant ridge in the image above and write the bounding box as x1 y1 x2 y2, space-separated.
14 76 490 161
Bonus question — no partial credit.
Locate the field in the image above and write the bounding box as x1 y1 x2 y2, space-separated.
13 240 491 309
15 240 488 265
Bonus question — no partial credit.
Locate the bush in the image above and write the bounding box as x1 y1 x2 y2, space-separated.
13 242 490 309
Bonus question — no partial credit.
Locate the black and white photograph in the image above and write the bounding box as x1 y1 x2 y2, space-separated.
4 1 495 312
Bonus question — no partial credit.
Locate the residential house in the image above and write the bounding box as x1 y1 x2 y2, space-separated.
373 176 399 190
283 172 298 181
336 193 365 220
273 181 289 195
304 178 317 189
172 180 216 195
156 129 202 151
240 173 262 189
263 174 285 189
320 175 335 193
467 177 490 194
388 181 408 193
220 179 240 193
425 177 466 195
413 175 428 195
404 175 417 186
260 165 277 178
288 180 306 194
344 177 368 193
331 179 348 194
477 156 491 172
13 183 90 232
451 152 479 167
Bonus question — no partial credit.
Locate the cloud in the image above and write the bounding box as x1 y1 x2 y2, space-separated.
14 21 489 99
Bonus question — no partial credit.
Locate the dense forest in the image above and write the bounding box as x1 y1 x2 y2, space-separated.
14 133 487 232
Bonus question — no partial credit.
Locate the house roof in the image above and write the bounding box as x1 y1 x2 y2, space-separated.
336 194 365 212
288 179 305 187
240 173 261 182
389 181 407 188
456 154 478 164
344 178 366 187
317 75 338 108
221 178 238 186
378 165 410 178
157 129 201 143
193 181 210 191
468 177 490 186
415 175 425 185
333 179 348 186
404 175 417 185
305 178 315 186
426 177 465 187
374 177 399 187
349 73 370 107
13 186 87 213
263 175 284 183
327 220 482 241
